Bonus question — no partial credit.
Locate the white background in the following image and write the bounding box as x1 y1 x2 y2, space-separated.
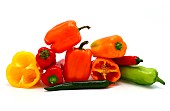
0 0 169 111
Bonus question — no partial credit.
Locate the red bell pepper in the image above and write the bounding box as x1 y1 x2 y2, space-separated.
36 47 56 69
41 63 63 87
63 41 92 82
44 20 90 53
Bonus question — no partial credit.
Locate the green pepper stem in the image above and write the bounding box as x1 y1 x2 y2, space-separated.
79 41 89 50
78 26 91 31
136 57 143 64
115 42 122 50
40 50 50 59
156 76 165 85
48 75 58 85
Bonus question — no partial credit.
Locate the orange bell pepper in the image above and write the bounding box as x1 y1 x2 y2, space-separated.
44 20 90 53
90 35 127 58
63 41 92 82
91 57 121 83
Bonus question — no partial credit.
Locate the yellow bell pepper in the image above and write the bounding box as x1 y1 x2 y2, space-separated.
6 51 41 88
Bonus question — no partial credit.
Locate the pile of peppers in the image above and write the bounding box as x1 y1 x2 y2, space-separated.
6 20 165 90
35 20 165 90
36 20 93 87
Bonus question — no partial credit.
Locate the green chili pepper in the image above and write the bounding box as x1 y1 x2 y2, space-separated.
119 65 165 85
44 80 114 91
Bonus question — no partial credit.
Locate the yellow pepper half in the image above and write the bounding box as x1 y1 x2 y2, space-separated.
6 51 41 88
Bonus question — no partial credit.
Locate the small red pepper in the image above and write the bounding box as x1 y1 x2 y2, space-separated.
44 20 90 53
36 47 56 69
63 41 92 82
112 56 143 66
41 63 63 87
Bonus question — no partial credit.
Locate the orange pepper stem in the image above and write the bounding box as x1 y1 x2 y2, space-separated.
115 42 122 50
78 26 91 31
79 41 89 50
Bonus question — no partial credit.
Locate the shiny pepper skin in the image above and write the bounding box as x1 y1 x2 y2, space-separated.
90 35 127 58
120 65 165 85
41 63 63 87
112 56 143 66
44 20 90 53
36 47 56 69
63 41 92 82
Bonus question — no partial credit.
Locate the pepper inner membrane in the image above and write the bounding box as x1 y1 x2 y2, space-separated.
19 69 37 84
92 60 119 80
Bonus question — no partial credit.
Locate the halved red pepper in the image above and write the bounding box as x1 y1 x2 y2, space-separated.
63 41 92 82
44 20 90 53
41 63 63 87
91 58 121 83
